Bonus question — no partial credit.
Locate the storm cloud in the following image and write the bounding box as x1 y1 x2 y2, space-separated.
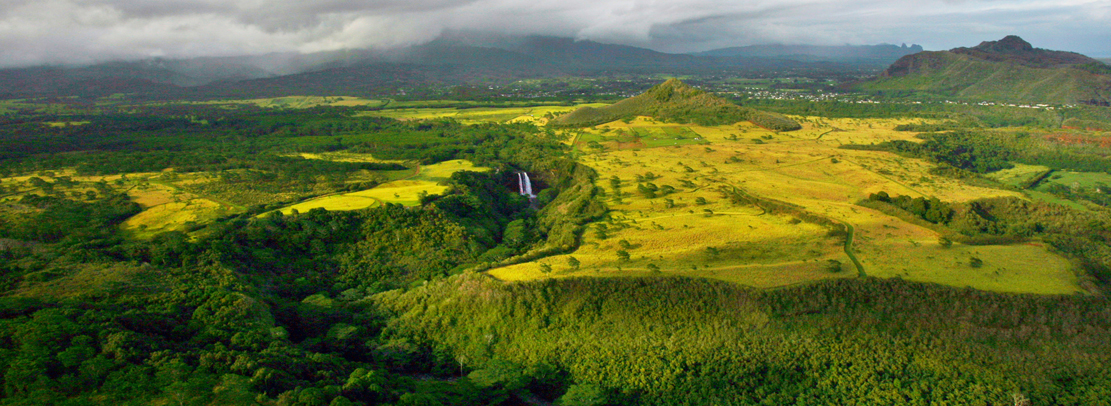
1 0 1108 67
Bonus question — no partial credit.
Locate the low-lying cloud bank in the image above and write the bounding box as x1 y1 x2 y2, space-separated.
1 0 1108 67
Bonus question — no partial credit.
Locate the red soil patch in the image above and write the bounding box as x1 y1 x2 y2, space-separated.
608 136 648 150
1045 133 1111 148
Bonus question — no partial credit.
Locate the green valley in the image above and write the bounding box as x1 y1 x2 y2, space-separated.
0 33 1110 406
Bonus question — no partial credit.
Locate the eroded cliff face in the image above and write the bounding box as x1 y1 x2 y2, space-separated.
871 36 1111 105
950 35 1098 68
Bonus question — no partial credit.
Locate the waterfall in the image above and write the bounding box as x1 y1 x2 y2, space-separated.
518 171 535 198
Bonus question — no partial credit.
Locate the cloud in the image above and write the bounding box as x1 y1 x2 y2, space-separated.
0 0 1108 67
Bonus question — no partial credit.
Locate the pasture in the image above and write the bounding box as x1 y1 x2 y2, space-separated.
361 103 606 125
270 159 489 214
118 181 232 239
1039 170 1111 190
496 114 1081 293
199 96 387 109
983 164 1102 210
2 101 1084 295
985 163 1050 187
0 171 238 239
296 152 406 164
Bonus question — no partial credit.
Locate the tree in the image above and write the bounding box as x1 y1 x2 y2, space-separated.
558 384 607 406
566 256 581 270
705 247 720 258
593 224 609 240
616 250 630 262
969 256 983 268
468 358 529 392
938 236 953 248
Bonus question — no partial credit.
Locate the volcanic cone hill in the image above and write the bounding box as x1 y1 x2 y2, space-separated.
551 78 802 131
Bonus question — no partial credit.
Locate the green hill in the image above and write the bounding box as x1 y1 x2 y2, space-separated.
859 36 1111 106
551 78 802 131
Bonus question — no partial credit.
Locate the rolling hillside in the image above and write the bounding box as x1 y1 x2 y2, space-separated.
551 78 801 130
859 36 1111 105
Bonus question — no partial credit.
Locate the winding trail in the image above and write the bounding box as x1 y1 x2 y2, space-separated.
706 181 867 278
840 221 866 277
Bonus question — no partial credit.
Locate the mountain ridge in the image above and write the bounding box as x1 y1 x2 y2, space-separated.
0 35 915 100
862 36 1111 105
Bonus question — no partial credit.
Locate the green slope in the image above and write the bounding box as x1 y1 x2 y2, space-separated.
551 78 801 131
859 37 1111 105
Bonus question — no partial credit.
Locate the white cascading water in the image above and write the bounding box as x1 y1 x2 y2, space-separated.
518 172 535 198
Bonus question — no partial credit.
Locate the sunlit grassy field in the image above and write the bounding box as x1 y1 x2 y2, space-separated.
296 152 406 164
1 155 492 236
490 113 1081 293
983 164 1102 211
360 103 606 125
277 193 384 215
3 104 1084 295
118 182 231 238
271 159 490 214
1040 170 1111 189
413 159 490 181
985 163 1050 186
490 206 856 287
198 96 387 109
0 171 239 239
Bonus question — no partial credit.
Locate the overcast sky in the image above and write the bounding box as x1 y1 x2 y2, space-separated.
1 0 1108 67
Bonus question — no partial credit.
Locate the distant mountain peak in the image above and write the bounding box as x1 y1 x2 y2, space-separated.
972 35 1034 54
868 36 1111 106
643 78 705 102
949 36 1095 68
